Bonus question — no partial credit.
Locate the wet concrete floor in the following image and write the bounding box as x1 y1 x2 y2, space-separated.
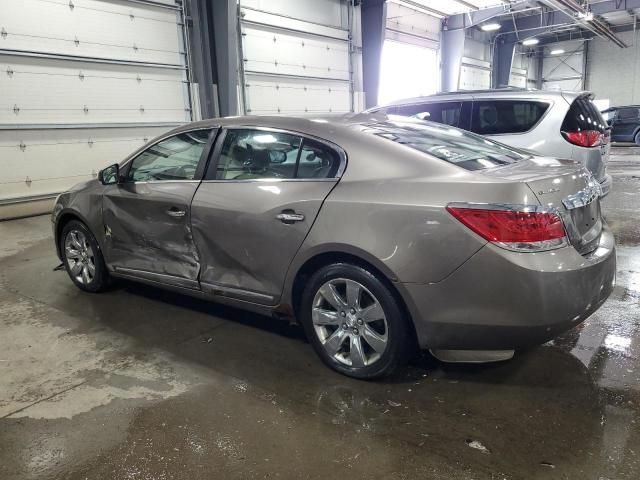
1 148 640 479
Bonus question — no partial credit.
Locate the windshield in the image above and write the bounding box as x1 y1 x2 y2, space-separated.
361 115 527 171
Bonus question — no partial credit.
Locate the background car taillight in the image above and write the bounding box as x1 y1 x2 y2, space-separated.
446 204 568 252
562 130 603 148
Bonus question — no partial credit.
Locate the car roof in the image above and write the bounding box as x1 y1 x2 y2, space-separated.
380 88 590 108
166 113 394 141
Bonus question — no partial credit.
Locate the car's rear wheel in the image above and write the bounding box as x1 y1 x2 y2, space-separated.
60 220 110 292
299 263 410 379
634 131 640 146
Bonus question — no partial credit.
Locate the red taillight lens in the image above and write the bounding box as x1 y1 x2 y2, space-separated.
562 130 603 147
446 206 567 251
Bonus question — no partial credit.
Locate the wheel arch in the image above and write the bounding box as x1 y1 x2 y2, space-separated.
54 209 94 259
285 246 419 349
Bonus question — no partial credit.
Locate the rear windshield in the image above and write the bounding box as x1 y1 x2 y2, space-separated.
562 96 607 133
363 116 526 171
471 100 550 135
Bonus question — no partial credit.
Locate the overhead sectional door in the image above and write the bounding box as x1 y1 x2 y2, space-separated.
542 41 585 92
380 1 439 104
238 1 352 115
0 0 191 219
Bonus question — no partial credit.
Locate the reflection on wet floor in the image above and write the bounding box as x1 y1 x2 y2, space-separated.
0 148 639 479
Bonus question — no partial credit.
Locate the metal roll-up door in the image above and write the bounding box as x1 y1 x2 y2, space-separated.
238 4 352 115
542 41 585 92
379 1 439 104
0 0 192 219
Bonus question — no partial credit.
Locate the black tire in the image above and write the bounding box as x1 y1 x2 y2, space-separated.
634 131 640 146
299 262 411 379
60 220 110 293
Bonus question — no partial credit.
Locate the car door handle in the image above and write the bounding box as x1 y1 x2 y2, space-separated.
166 207 186 218
276 211 305 224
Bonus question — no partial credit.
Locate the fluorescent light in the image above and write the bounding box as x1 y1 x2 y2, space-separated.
550 49 565 55
522 38 539 46
480 23 501 32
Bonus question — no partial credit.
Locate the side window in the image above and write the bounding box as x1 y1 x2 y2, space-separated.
618 108 638 120
213 129 302 180
127 129 211 182
395 102 462 127
296 138 342 179
471 100 549 135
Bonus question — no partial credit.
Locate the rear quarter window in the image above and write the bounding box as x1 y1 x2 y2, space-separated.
561 96 607 133
471 100 550 135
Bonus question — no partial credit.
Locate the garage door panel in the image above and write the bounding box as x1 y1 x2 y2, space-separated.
245 74 350 114
239 1 352 115
0 55 188 124
1 0 183 65
459 65 491 90
0 0 190 214
0 126 172 200
242 25 349 80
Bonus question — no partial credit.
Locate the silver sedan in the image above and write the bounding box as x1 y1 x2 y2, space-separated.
52 113 616 378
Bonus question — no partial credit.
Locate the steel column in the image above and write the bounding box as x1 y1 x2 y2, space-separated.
493 40 516 88
440 28 465 92
361 0 386 108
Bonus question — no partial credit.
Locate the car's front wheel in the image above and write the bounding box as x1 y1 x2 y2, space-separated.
60 220 110 292
300 263 411 379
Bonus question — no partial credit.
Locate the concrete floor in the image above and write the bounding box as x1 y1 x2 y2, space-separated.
1 150 640 480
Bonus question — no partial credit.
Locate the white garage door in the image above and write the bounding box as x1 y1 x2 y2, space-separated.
0 0 191 219
542 41 585 92
238 1 352 115
380 1 439 104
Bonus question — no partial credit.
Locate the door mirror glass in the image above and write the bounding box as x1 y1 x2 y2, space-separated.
99 164 120 185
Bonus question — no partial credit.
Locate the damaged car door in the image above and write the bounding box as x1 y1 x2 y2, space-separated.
102 128 215 288
190 127 345 304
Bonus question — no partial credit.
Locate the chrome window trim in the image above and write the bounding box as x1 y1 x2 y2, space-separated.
220 125 348 179
200 178 337 184
127 180 201 185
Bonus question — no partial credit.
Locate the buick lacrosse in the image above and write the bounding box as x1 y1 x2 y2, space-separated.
52 113 616 378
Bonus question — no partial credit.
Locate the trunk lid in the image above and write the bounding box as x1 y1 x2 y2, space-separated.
479 156 603 255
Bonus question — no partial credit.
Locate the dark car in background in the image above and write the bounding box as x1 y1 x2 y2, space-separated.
602 105 640 145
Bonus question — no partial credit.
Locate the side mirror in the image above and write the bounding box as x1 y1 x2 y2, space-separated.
99 164 120 185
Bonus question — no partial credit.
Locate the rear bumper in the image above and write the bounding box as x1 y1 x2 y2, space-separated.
599 173 613 197
401 226 616 350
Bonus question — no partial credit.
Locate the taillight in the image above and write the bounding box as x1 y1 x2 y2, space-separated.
446 204 568 252
562 130 603 148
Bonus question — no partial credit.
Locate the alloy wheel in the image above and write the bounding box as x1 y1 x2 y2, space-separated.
311 278 389 367
64 229 96 285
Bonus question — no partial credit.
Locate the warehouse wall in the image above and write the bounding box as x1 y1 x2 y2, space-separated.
541 40 585 91
238 0 357 115
0 0 190 220
588 31 640 107
459 30 491 90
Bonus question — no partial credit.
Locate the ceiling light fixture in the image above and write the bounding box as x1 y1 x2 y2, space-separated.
480 23 501 32
522 38 539 46
550 49 565 55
